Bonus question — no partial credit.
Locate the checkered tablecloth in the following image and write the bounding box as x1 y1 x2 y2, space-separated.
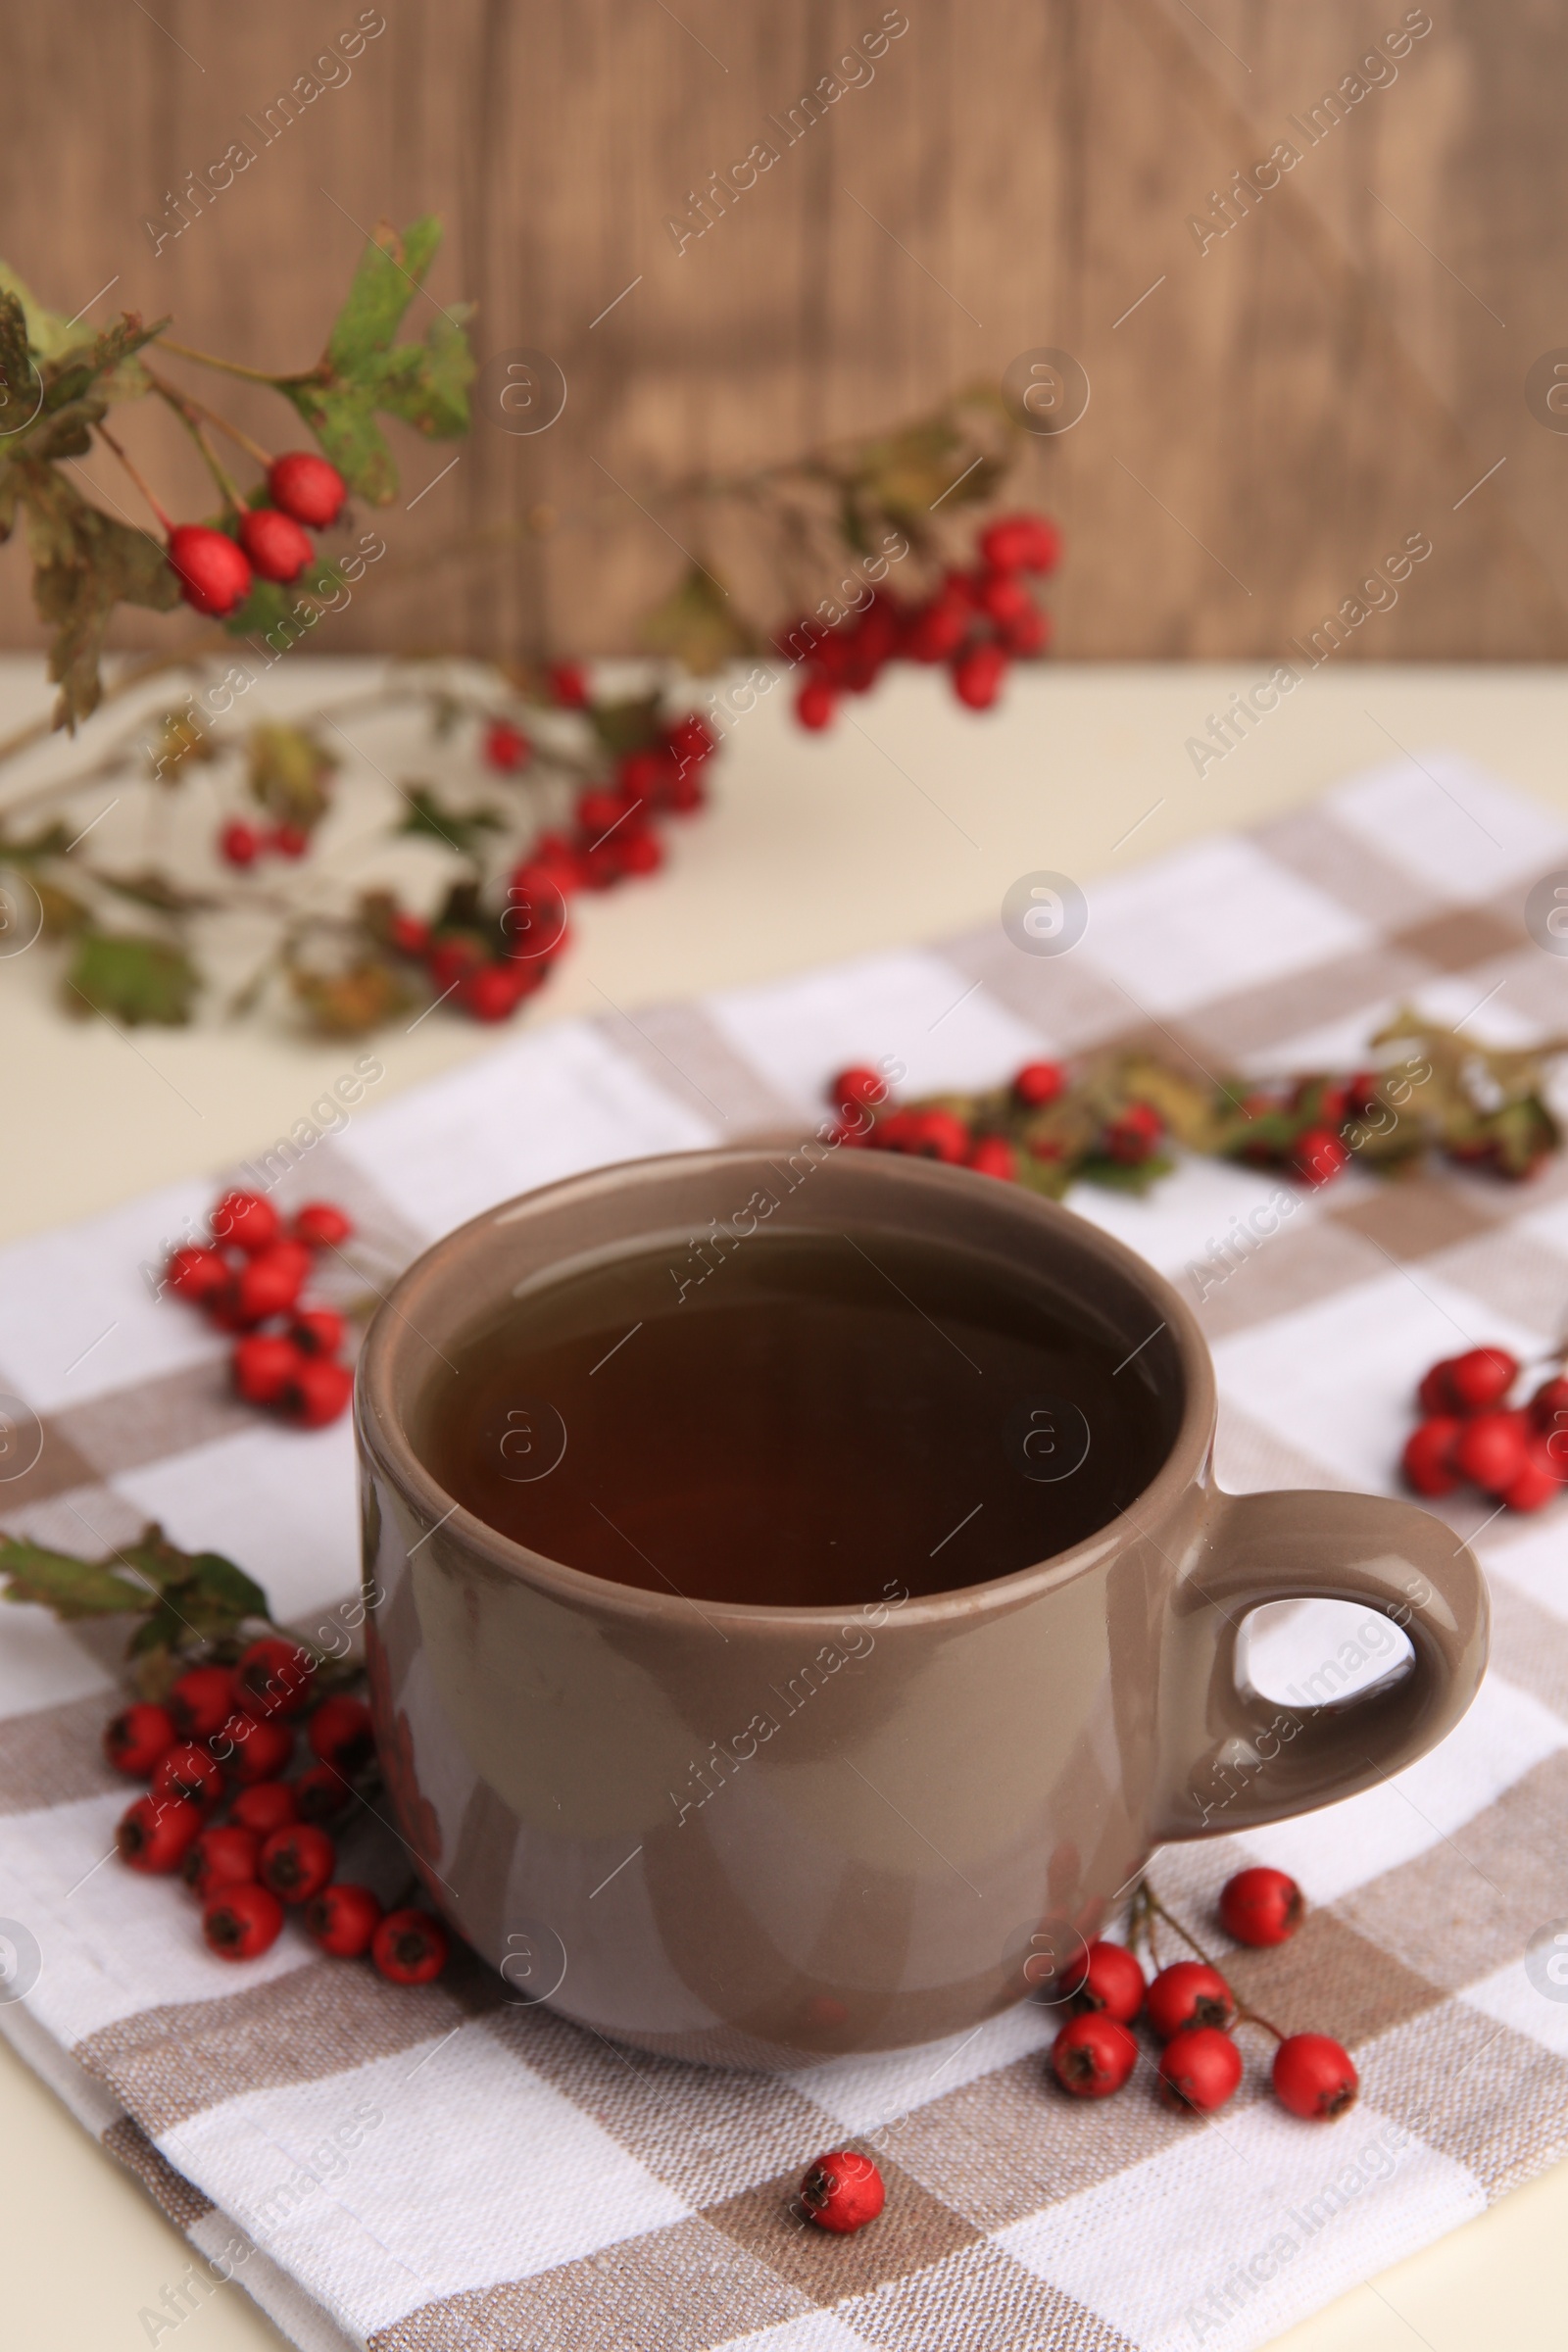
6 753 1568 2352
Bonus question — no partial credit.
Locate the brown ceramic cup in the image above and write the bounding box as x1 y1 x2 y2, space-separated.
355 1142 1488 2069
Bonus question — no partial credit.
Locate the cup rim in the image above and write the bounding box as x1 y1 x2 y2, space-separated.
356 1143 1217 1629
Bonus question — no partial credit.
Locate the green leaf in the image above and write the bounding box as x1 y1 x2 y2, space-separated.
326 215 444 370
396 785 502 853
0 260 83 364
587 691 667 759
0 1536 147 1618
247 721 337 828
638 564 759 676
289 956 415 1037
186 1550 270 1623
65 930 200 1025
0 293 33 437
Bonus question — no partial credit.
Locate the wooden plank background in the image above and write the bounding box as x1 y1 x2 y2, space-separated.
2 0 1565 664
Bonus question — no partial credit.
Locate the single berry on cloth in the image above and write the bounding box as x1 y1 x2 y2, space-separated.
259 1824 337 1905
1272 2033 1359 2120
1219 1867 1302 1947
219 819 263 868
1446 1347 1519 1413
104 1701 175 1777
229 1780 299 1837
1504 1434 1565 1513
798 2150 885 2233
1013 1059 1064 1107
209 1190 279 1254
372 1907 449 1985
1051 2013 1138 2097
483 719 532 773
306 1883 383 1958
294 1762 352 1822
1070 1938 1146 2024
1158 2025 1243 2113
166 1245 229 1302
292 1200 354 1249
1147 1960 1236 2039
233 1332 306 1405
204 1882 284 1961
117 1794 202 1874
232 1239 312 1325
183 1823 261 1900
151 1740 225 1814
169 1663 237 1742
281 1355 355 1427
290 1307 347 1357
1452 1409 1530 1495
1401 1416 1462 1497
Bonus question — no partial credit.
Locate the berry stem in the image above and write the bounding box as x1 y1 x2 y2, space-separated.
154 336 292 387
94 423 175 534
1131 1877 1288 2042
156 391 246 515
147 369 274 472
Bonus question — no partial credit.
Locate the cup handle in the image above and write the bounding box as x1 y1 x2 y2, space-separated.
1152 1488 1490 1843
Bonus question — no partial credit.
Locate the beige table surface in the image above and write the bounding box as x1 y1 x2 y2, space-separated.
4 654 1568 2349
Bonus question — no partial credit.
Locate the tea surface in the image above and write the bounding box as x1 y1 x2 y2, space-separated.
418 1226 1172 1606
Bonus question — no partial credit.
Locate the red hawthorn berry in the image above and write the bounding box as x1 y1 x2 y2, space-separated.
259 1823 336 1905
270 822 310 858
1159 2025 1243 2113
293 1761 353 1823
1503 1432 1565 1513
1452 1408 1531 1495
903 593 969 663
267 451 347 529
1105 1102 1164 1165
830 1065 888 1115
1013 1059 1065 1108
1069 1938 1147 2025
799 2149 886 2233
980 514 1060 574
236 1638 316 1720
1532 1374 1568 1430
1292 1126 1350 1186
666 712 716 768
618 829 663 877
306 1883 383 1957
117 1794 202 1874
1417 1356 1458 1415
210 1190 280 1255
1447 1348 1519 1414
151 1740 225 1814
974 569 1035 628
1401 1415 1463 1498
579 841 627 891
906 1108 971 1164
217 1713 295 1784
231 1241 312 1325
233 1332 306 1406
168 524 253 617
309 1694 375 1775
169 1663 237 1743
547 660 589 708
219 819 264 868
1000 606 1050 657
229 1780 299 1837
952 642 1008 710
1219 1867 1303 1948
426 934 486 993
1147 1959 1236 2039
281 1355 354 1428
796 677 838 730
371 1906 450 1985
204 1881 284 1961
237 506 314 584
575 786 630 841
966 1134 1017 1180
104 1701 176 1778
291 1200 353 1251
389 908 430 957
166 1244 230 1304
289 1307 346 1357
666 765 707 815
870 1109 923 1154
182 1822 261 1900
619 748 676 805
1272 2032 1359 2121
458 962 528 1023
482 718 532 773
1051 2012 1139 2098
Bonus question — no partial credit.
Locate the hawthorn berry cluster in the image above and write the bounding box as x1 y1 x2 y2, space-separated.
825 1058 1169 1187
170 451 349 621
106 1639 447 1983
1052 1868 1358 2122
164 1189 357 1427
375 695 718 1024
787 512 1059 731
1402 1346 1568 1515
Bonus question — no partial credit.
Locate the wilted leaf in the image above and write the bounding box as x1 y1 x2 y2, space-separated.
148 708 213 780
587 691 667 760
65 930 199 1025
0 1535 146 1617
248 721 337 827
22 464 179 727
95 867 218 915
290 956 414 1036
639 564 758 676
